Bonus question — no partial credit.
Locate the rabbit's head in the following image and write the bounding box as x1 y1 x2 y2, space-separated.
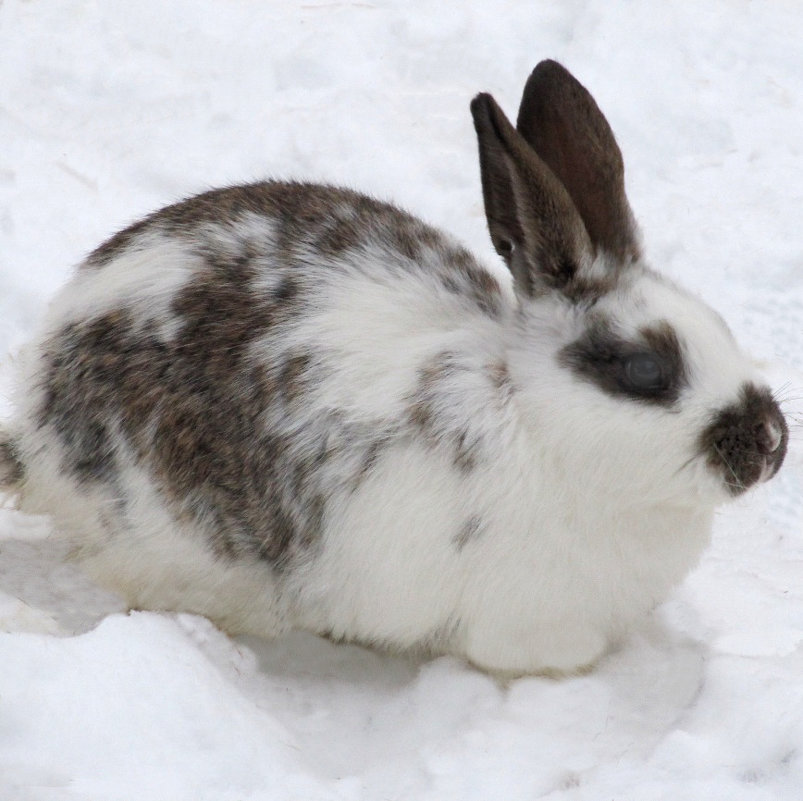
471 61 787 507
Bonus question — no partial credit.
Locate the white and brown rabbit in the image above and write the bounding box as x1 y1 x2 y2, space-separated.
0 61 787 674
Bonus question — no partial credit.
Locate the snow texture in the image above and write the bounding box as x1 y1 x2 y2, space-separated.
1 1 801 799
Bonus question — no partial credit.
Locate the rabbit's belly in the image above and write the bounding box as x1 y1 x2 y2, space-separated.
15 400 712 674
292 440 472 650
295 441 715 673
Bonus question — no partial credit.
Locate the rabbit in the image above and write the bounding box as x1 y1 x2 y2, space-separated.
0 60 788 675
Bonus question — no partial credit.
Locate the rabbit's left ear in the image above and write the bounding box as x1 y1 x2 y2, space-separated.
516 60 640 263
471 92 594 299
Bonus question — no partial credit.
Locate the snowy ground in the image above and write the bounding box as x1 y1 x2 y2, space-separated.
1 1 802 799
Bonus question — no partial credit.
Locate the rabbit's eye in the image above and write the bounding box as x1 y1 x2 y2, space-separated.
496 237 514 256
561 321 686 406
624 353 664 389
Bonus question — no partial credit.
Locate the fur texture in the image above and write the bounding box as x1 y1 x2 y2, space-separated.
0 61 787 675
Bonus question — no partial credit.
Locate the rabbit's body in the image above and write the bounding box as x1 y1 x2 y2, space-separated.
1 63 787 674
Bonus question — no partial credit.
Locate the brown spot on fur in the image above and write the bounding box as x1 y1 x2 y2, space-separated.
38 249 316 569
488 360 512 392
409 398 433 431
349 436 390 492
453 429 478 473
464 265 502 314
448 250 504 318
279 354 312 404
563 270 621 304
389 225 422 261
0 438 24 486
272 275 299 305
316 216 363 257
408 354 449 433
454 515 483 550
408 352 482 473
38 317 123 482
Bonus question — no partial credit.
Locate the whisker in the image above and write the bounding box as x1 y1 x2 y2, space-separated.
772 381 792 401
712 443 745 493
772 381 801 401
674 453 698 478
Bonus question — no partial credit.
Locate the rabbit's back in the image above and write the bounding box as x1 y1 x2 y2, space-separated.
15 181 513 589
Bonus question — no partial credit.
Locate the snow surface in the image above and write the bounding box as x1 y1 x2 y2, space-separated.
1 1 801 799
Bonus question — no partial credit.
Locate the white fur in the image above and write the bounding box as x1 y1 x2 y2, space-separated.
43 231 200 334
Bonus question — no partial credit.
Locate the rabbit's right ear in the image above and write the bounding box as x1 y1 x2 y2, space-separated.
471 92 593 299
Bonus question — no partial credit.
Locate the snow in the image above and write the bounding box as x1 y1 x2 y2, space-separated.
0 0 801 798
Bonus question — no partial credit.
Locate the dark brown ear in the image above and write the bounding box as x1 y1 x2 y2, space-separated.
470 92 593 298
516 60 640 263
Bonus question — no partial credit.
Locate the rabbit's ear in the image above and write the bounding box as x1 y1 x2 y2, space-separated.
471 92 593 298
516 60 640 263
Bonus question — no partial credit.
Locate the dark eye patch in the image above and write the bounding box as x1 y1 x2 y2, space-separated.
559 320 687 405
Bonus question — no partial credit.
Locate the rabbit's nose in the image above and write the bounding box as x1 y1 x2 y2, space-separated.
761 418 783 454
700 383 788 495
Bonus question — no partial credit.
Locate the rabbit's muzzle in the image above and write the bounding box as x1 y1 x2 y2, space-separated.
701 383 788 495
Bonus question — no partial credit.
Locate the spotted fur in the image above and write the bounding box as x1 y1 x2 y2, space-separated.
1 61 787 675
0 438 24 486
454 515 484 550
